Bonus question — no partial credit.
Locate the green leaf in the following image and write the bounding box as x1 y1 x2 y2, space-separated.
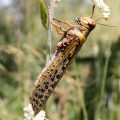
38 0 48 28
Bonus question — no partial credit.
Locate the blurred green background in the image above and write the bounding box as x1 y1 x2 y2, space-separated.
0 0 120 120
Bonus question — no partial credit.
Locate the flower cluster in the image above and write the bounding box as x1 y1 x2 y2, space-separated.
53 0 60 7
53 0 60 3
92 0 110 19
24 104 34 120
24 104 46 120
33 110 45 120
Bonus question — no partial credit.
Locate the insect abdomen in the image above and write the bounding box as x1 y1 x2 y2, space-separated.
30 27 91 115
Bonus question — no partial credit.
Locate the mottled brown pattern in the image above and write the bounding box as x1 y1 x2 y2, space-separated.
30 17 96 115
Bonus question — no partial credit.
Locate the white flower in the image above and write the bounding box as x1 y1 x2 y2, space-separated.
92 0 110 19
23 104 34 120
53 0 60 7
33 110 46 120
53 0 60 3
24 104 46 120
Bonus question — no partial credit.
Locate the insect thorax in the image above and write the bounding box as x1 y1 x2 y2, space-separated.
75 17 96 38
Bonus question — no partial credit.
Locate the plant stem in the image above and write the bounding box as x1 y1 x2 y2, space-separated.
100 42 112 99
46 0 54 63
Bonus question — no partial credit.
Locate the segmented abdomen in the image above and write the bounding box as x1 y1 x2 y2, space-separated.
30 28 84 115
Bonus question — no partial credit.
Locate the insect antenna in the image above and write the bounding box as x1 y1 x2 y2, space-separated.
96 23 116 27
90 4 95 18
95 17 105 22
95 17 116 27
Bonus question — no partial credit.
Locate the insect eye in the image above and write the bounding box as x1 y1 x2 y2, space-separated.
75 18 78 23
88 23 91 26
88 22 96 29
75 18 81 25
78 19 81 23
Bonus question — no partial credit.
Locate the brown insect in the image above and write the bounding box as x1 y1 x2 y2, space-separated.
30 7 96 115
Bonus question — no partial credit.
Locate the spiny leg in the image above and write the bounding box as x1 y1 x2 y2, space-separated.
53 18 74 28
50 19 66 35
48 6 66 35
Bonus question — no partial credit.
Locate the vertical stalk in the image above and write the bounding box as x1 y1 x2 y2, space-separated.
73 60 88 120
100 42 112 99
46 0 54 63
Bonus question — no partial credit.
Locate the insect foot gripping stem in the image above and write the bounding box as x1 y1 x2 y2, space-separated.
30 16 96 115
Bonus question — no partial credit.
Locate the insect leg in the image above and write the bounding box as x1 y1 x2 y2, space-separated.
53 18 74 27
50 19 66 35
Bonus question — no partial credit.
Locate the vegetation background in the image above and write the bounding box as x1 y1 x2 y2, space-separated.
0 0 120 120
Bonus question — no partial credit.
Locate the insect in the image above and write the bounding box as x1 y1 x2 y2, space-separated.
30 7 96 115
